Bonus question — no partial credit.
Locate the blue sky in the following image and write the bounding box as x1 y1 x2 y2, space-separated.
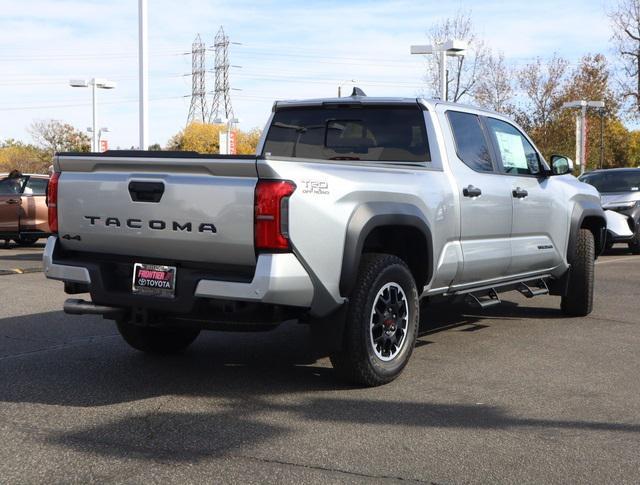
0 0 614 148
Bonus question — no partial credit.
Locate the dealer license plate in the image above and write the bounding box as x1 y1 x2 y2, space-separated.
132 263 176 298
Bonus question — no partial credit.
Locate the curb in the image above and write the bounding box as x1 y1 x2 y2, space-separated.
0 268 43 276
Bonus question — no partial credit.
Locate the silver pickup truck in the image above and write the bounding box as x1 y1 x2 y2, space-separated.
44 94 606 386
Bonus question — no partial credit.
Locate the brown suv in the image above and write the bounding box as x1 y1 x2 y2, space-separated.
0 173 50 246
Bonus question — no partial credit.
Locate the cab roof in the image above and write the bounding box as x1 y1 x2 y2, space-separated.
272 95 502 117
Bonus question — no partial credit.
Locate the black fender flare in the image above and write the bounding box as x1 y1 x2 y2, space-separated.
339 202 433 297
568 199 607 259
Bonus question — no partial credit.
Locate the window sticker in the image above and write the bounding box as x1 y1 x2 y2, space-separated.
495 131 527 169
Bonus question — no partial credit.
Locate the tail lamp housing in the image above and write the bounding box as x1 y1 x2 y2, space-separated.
47 172 60 234
254 180 296 251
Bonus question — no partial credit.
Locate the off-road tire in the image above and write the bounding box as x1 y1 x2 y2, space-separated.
13 235 39 246
561 228 595 316
330 253 419 387
116 320 200 354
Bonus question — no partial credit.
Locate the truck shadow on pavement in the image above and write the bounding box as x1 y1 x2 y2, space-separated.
1 303 637 463
0 300 564 409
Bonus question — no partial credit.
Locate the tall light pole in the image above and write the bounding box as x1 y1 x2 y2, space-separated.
69 78 116 152
561 100 605 174
139 0 149 150
410 39 467 101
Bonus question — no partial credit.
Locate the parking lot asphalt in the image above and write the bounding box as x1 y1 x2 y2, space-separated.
0 240 46 275
0 247 639 484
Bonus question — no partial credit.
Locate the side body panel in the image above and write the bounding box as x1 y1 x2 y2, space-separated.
434 104 513 286
0 176 25 234
504 175 566 275
258 106 460 311
19 176 50 233
0 195 20 233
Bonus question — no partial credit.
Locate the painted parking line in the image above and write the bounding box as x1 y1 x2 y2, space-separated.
0 268 43 276
596 255 640 265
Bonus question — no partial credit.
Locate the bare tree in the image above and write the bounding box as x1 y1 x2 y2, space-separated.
424 10 488 102
28 120 90 160
517 55 568 131
610 0 640 113
473 51 514 113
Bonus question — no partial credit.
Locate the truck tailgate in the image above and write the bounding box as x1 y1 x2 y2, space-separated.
55 154 258 266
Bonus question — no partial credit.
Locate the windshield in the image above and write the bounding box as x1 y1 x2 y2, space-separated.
262 105 430 163
580 170 640 193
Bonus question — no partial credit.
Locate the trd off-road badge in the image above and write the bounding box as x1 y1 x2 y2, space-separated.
301 180 329 195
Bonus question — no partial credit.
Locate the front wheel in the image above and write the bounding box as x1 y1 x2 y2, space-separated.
330 253 419 387
561 228 595 316
117 320 200 354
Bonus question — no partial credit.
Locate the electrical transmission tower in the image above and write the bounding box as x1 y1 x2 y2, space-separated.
187 34 207 124
209 26 235 123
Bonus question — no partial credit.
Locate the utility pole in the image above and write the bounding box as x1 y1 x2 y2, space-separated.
187 34 208 124
599 109 605 170
138 0 148 150
209 26 235 123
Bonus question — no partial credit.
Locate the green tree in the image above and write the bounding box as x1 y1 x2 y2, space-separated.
519 54 632 169
0 139 48 173
167 123 262 155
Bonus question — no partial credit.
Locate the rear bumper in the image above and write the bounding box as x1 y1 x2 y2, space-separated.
43 236 314 310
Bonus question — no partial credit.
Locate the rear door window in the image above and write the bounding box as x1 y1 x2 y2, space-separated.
23 177 48 196
447 111 494 172
263 105 430 162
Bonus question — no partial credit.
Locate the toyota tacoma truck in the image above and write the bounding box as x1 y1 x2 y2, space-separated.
43 93 606 386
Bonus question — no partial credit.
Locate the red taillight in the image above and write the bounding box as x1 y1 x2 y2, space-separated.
254 180 296 251
47 172 60 234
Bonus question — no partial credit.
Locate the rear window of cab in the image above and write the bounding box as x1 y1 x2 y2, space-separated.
262 105 431 163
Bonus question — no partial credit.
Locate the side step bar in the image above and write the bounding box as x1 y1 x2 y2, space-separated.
458 275 553 309
517 279 549 298
466 288 501 309
63 298 126 319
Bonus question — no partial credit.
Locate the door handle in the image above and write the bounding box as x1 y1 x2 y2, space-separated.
5 199 20 205
463 185 482 198
512 187 528 199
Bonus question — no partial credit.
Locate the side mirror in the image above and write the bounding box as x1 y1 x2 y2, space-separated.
550 154 574 175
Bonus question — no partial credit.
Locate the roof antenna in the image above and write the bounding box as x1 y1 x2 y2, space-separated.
351 87 366 97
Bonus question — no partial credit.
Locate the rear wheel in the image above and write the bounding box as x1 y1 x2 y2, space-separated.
116 320 200 354
561 228 595 316
330 253 419 387
13 235 39 246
